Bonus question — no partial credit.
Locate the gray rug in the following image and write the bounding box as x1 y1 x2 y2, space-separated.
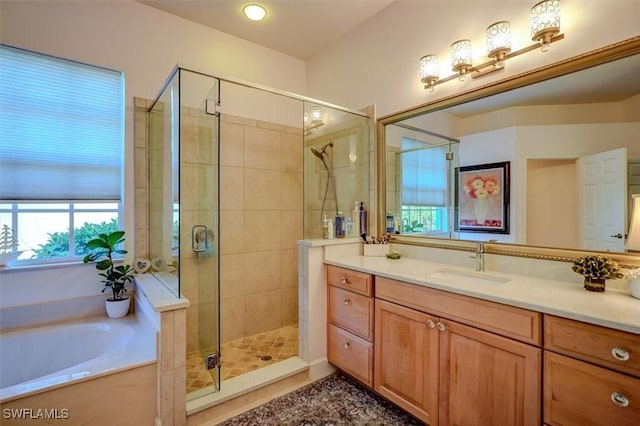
219 373 424 425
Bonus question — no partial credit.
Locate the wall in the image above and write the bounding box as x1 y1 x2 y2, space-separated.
0 0 306 306
306 0 640 116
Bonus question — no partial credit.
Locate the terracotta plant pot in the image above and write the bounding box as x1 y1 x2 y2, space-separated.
584 277 606 292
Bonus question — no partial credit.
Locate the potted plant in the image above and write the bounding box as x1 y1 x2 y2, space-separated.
571 255 624 292
83 230 134 318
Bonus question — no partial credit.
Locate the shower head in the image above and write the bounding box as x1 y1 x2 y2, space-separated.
310 142 333 159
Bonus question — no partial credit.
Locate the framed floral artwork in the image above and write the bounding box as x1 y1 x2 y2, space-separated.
454 161 510 233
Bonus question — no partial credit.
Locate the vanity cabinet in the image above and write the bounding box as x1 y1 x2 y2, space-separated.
543 315 640 425
375 277 542 426
327 265 374 387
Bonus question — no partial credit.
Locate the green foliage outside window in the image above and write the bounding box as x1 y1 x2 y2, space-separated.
31 219 119 258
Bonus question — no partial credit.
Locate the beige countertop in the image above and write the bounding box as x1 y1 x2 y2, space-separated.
324 255 640 335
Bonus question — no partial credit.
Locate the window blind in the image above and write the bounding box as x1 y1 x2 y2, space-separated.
0 44 124 200
401 138 447 206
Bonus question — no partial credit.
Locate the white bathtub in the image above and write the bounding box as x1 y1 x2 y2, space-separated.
0 314 157 402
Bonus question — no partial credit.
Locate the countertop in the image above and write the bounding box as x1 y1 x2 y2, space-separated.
324 255 640 335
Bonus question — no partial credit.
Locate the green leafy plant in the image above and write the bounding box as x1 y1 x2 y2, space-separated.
83 230 134 301
571 255 624 280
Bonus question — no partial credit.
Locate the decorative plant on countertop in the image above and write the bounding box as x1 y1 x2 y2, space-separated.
571 255 624 292
83 231 134 316
0 225 22 269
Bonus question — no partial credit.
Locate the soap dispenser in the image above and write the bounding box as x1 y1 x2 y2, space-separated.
359 202 367 236
322 215 329 239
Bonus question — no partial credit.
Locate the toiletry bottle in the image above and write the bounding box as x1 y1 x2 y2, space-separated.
322 215 329 239
327 218 334 239
359 202 367 236
352 202 360 236
335 211 345 238
386 211 395 233
345 217 353 237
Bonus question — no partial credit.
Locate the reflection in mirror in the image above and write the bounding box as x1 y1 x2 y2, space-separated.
380 39 640 257
385 123 459 239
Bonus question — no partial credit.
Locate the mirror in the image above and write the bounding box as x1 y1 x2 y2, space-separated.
378 37 640 261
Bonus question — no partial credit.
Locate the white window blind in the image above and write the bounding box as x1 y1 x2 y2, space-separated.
0 44 124 200
401 138 447 206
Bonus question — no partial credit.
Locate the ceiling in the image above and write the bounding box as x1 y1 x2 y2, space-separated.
136 0 394 59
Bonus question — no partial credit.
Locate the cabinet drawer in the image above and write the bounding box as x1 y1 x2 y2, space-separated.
327 265 373 296
376 276 541 345
544 315 640 378
328 324 373 387
544 352 640 426
328 286 374 341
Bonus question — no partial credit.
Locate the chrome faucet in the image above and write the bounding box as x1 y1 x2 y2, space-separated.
469 242 485 272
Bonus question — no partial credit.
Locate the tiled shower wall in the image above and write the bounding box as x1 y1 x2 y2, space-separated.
219 113 302 344
135 100 302 353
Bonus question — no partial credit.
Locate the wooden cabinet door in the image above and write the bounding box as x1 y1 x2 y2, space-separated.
374 299 439 425
439 320 541 426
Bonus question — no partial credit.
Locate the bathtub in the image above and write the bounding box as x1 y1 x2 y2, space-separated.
0 314 157 402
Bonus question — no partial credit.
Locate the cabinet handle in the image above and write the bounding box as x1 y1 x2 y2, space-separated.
437 322 446 332
611 347 630 362
340 276 349 285
611 392 629 408
426 319 435 329
344 298 351 305
343 342 351 349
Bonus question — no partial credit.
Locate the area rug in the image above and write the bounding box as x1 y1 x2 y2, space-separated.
219 373 424 425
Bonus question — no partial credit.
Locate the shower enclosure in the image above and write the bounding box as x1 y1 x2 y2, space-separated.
145 67 371 401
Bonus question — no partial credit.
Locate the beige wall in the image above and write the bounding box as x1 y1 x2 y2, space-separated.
306 0 640 117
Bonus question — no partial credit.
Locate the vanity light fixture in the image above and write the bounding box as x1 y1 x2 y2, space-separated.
626 194 640 252
531 0 561 52
243 4 267 21
419 0 563 91
450 40 473 81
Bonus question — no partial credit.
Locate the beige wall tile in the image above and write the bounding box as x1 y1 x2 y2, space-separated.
244 126 281 171
220 166 244 211
220 121 244 167
186 304 199 353
160 311 175 372
281 132 303 172
281 286 299 326
220 211 245 254
244 251 282 294
244 211 282 252
281 210 303 250
221 296 245 343
281 248 298 288
281 171 303 211
220 253 246 299
244 290 282 336
174 309 187 369
244 168 282 211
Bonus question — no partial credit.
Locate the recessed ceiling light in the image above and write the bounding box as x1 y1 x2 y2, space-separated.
243 4 267 21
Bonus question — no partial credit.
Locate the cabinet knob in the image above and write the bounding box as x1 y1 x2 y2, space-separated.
611 347 630 361
344 298 351 305
340 276 349 285
610 392 629 408
343 342 351 349
427 319 435 329
437 322 446 332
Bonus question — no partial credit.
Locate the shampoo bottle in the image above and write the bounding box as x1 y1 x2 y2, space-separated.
327 218 334 239
359 202 368 236
352 202 360 237
386 211 394 233
322 215 329 239
335 211 345 238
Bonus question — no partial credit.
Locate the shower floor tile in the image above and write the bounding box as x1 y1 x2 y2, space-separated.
186 323 299 394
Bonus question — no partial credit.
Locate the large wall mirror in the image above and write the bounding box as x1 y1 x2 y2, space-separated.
377 37 640 265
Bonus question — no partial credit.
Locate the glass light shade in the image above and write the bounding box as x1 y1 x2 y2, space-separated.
487 21 512 60
243 4 267 21
450 39 473 73
309 107 322 124
531 0 560 45
626 194 640 251
419 54 439 84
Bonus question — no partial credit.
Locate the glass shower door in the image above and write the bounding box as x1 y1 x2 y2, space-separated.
179 70 221 396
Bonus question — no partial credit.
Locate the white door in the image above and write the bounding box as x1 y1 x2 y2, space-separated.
578 148 627 251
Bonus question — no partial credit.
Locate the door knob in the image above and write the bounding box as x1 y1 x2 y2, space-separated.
610 233 624 239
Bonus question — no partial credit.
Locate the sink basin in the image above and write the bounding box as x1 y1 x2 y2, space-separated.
425 269 511 286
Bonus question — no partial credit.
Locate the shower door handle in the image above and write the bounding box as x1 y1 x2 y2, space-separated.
192 225 209 253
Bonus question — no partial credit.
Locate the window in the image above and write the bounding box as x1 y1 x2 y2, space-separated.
0 44 124 265
400 137 448 234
